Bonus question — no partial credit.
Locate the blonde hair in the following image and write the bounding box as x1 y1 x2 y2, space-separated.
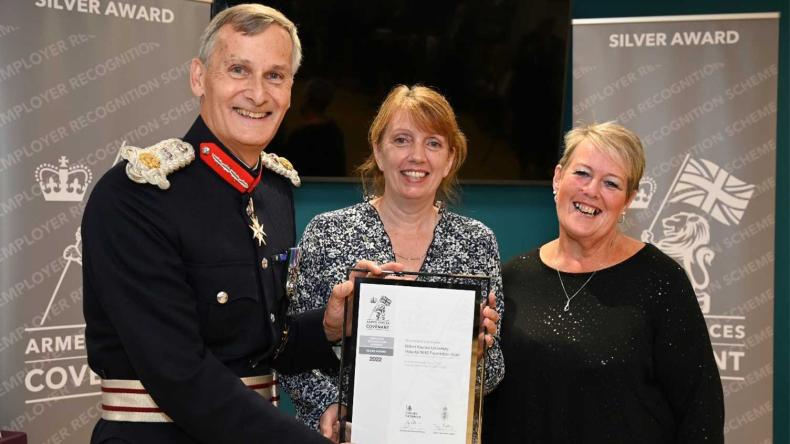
198 4 302 73
560 121 645 197
357 85 468 203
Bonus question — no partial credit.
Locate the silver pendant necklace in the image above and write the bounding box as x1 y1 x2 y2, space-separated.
557 270 596 312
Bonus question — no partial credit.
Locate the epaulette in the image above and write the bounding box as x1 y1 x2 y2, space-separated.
120 139 194 190
261 152 300 187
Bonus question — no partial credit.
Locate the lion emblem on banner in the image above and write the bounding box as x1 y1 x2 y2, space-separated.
656 212 715 295
369 296 392 321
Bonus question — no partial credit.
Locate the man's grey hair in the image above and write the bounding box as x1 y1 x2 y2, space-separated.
198 4 302 74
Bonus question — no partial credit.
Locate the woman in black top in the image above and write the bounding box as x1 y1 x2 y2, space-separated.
484 122 723 443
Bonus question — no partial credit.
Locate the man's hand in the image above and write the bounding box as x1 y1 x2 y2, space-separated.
478 291 500 358
323 260 404 342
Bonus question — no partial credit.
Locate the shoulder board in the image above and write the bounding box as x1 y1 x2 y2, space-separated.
261 152 301 187
120 139 194 190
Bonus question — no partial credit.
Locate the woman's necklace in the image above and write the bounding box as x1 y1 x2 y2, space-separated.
373 198 437 266
395 252 425 261
556 270 596 312
551 235 620 311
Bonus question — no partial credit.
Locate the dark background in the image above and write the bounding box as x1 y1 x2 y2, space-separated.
212 0 572 182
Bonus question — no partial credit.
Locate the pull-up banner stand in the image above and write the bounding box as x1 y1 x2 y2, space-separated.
0 1 208 442
572 12 779 443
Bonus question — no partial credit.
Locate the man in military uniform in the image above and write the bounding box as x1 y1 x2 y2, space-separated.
82 4 383 443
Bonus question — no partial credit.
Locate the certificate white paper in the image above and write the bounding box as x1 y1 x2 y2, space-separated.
349 279 479 444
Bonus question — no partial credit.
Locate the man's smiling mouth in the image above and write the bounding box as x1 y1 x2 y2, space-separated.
234 108 270 119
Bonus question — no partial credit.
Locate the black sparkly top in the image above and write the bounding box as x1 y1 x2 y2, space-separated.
483 243 723 444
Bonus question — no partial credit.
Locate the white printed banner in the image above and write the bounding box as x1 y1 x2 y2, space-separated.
573 13 778 443
0 1 208 441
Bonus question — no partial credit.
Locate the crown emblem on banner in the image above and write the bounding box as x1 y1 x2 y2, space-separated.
630 177 657 209
35 156 93 202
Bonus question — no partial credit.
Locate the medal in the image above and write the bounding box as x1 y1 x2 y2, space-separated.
246 198 266 246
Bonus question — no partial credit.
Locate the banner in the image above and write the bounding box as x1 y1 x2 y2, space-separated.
572 13 779 443
0 1 208 441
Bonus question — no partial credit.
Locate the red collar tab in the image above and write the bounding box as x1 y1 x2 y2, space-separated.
199 143 262 193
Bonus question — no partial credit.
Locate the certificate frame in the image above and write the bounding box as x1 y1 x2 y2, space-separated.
340 273 490 444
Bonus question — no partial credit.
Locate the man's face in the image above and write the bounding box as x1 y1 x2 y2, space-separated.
190 24 293 160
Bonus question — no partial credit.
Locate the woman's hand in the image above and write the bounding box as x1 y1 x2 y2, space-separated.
478 291 500 358
323 260 404 342
320 403 349 442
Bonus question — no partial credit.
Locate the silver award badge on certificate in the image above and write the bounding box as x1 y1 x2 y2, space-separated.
339 271 490 444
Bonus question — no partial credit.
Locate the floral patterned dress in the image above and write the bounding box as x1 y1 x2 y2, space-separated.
280 201 505 430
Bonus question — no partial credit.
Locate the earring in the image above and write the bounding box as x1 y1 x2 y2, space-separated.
552 189 557 202
618 212 626 224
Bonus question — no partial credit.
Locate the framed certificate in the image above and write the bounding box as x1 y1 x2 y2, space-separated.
342 275 488 444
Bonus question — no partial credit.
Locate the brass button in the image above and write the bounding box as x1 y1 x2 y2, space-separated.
260 258 269 269
216 291 229 304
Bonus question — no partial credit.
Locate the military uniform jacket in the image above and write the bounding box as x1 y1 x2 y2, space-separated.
82 117 336 443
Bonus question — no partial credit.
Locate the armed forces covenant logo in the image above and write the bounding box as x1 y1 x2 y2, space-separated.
365 295 392 330
635 155 756 313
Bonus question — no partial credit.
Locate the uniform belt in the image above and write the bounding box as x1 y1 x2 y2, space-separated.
100 374 279 422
